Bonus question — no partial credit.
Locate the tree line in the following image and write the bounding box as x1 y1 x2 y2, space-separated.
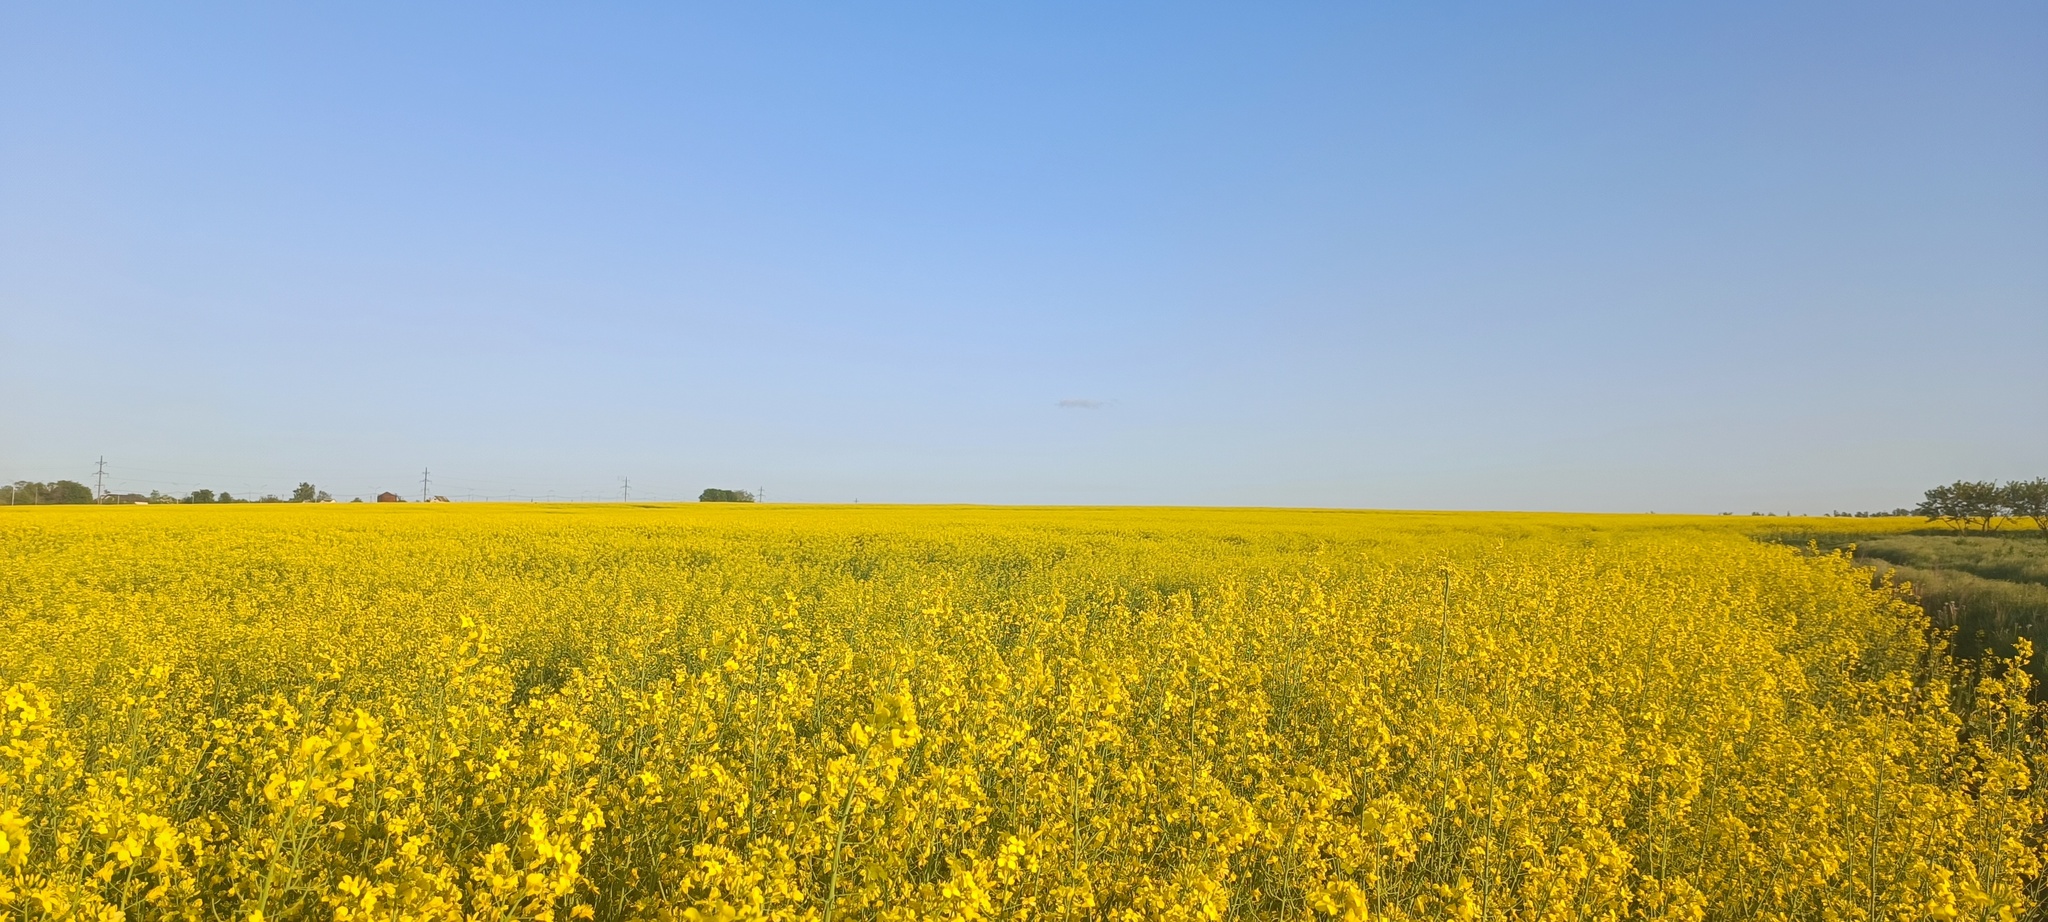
180 482 334 504
1916 478 2048 535
4 480 95 504
5 480 333 504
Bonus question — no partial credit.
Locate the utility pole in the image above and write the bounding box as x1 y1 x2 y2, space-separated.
757 486 765 504
421 468 431 503
620 477 630 502
94 457 107 503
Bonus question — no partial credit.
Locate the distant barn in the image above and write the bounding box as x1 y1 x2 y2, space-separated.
377 492 404 503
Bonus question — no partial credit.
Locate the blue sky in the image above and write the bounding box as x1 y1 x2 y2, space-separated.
3 3 2043 509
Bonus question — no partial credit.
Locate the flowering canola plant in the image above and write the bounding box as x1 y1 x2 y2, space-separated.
0 505 2040 921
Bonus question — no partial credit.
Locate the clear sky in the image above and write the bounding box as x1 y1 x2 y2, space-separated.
3 3 2043 509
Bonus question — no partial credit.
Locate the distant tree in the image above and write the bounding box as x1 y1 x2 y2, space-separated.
1918 480 2012 533
2006 478 2048 539
1916 484 1967 533
698 488 756 503
218 492 238 504
315 490 332 503
259 495 283 503
291 482 318 503
1954 481 2009 532
185 488 216 504
46 480 93 504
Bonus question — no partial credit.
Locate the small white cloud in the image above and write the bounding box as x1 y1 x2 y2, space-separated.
1057 398 1109 409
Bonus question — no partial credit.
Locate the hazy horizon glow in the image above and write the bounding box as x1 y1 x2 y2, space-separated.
4 3 2044 511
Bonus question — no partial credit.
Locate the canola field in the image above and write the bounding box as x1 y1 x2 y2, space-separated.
0 505 2041 922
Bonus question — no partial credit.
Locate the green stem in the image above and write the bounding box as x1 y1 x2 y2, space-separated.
821 743 874 922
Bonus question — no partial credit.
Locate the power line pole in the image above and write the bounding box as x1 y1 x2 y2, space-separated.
421 468 431 503
620 476 630 502
94 457 107 503
757 485 765 504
